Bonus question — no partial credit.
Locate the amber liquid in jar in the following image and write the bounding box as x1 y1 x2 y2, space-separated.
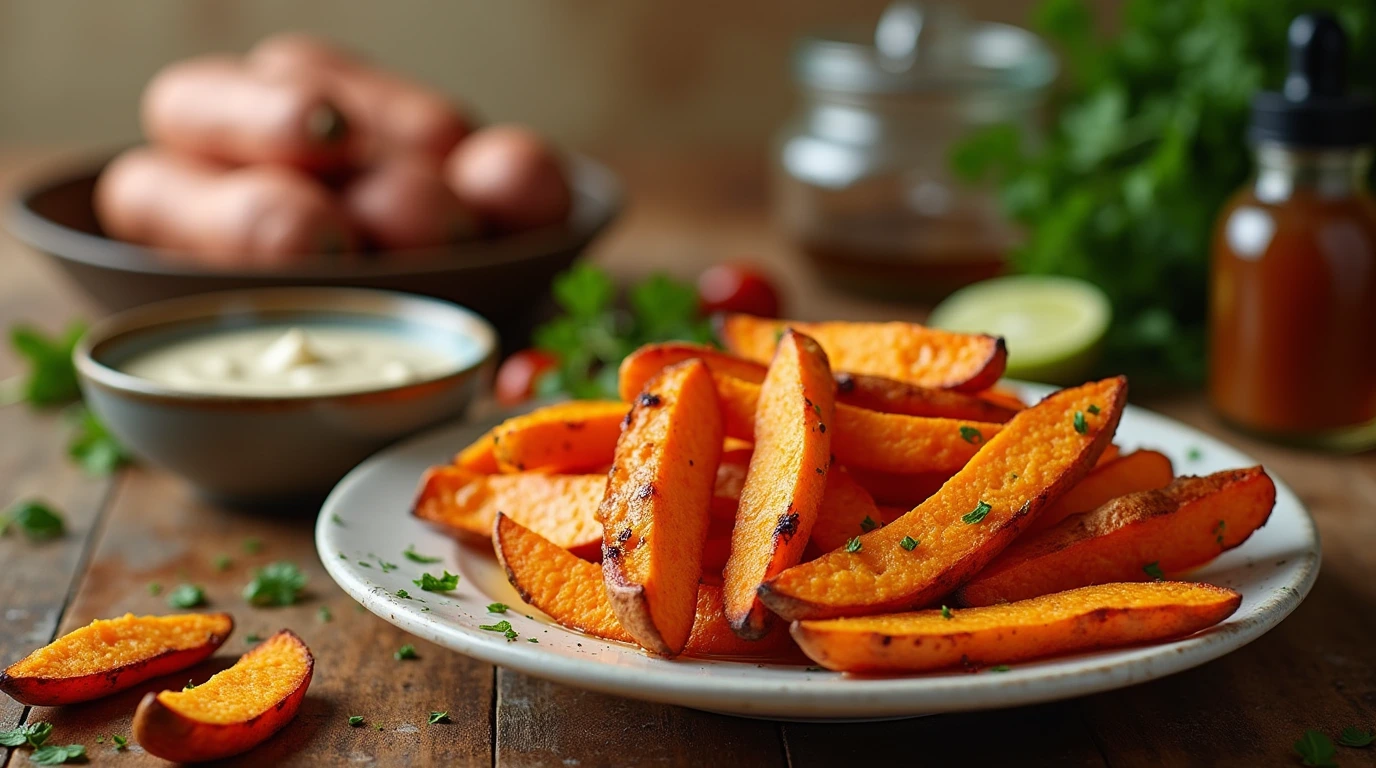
1210 145 1376 448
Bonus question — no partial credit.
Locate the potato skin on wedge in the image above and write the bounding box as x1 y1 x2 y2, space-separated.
491 400 628 473
133 629 313 763
791 582 1241 673
1 613 233 706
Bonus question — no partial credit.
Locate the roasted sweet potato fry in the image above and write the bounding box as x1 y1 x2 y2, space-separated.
133 629 313 763
601 360 723 655
716 314 1007 392
724 331 835 638
957 467 1275 606
412 466 605 558
1 613 233 706
619 342 1017 422
791 581 1241 672
805 468 884 556
1029 449 1175 533
759 377 1126 620
454 428 500 474
491 400 628 473
846 467 953 509
494 514 794 658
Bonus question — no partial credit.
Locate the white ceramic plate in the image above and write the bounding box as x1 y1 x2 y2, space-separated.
316 385 1320 720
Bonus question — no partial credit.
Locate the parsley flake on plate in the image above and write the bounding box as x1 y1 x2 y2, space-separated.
243 561 306 606
348 716 365 727
112 734 128 750
487 603 509 613
413 571 459 592
403 545 442 564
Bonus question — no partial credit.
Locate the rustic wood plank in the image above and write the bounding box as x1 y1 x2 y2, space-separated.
495 669 786 768
14 468 494 767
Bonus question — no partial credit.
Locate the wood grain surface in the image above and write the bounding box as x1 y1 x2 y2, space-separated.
1 149 1373 767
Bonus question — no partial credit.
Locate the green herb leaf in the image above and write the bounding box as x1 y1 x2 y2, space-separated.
0 500 65 541
167 583 206 609
30 744 86 765
245 633 262 643
1295 729 1338 767
479 620 514 634
962 501 992 525
0 721 52 747
959 425 984 444
859 516 878 533
5 322 84 407
348 715 365 727
403 545 442 564
395 589 412 599
940 605 953 620
147 582 162 596
242 561 306 606
242 537 263 554
1143 561 1165 581
1186 447 1203 462
413 571 459 592
66 405 129 475
1087 404 1101 415
331 514 345 526
1214 519 1226 546
527 637 539 643
112 734 127 750
317 606 333 623
394 644 418 661
844 537 862 553
213 555 232 571
486 602 509 613
184 680 197 690
428 711 450 725
988 665 1012 672
899 536 919 551
1073 411 1089 435
1340 727 1375 748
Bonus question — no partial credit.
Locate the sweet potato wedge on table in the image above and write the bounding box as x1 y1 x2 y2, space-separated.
491 400 628 473
758 376 1127 620
413 466 605 557
790 581 1241 673
619 342 1018 422
494 514 794 657
1029 449 1175 533
1 613 233 706
716 314 1007 392
723 330 835 638
601 360 723 656
805 469 884 556
956 467 1276 606
133 629 313 763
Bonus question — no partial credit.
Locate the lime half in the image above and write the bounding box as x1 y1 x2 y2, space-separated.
929 275 1111 384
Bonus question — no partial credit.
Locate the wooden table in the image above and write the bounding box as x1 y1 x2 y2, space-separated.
2 149 1374 767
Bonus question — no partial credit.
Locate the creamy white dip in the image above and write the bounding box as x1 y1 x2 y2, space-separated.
121 325 458 396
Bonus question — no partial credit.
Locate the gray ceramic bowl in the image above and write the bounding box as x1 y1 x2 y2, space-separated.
75 287 496 504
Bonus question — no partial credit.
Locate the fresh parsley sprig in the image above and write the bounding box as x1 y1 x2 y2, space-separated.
0 500 65 541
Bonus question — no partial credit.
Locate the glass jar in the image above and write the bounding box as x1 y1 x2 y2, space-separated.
774 4 1055 301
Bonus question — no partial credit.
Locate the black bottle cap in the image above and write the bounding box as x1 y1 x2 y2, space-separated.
1250 13 1374 148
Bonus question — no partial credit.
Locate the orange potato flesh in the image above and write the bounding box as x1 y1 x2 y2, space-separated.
600 360 723 656
980 386 1028 411
791 581 1241 673
805 469 883 557
454 428 500 473
759 377 1127 620
1029 449 1175 533
412 466 605 558
846 467 953 509
723 331 835 638
957 467 1276 607
619 342 1017 422
716 314 1007 392
133 629 313 763
1 613 233 706
494 514 794 658
491 400 629 473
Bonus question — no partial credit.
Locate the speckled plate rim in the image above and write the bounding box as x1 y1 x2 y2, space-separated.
316 384 1320 720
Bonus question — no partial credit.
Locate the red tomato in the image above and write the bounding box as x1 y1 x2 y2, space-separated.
495 349 558 406
697 263 782 318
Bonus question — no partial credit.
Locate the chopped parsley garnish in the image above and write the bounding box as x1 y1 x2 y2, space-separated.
0 500 65 541
428 711 450 725
242 537 263 554
395 589 412 599
167 583 206 609
213 555 232 571
0 721 52 747
479 619 513 633
243 561 306 606
2 321 83 406
358 561 372 568
844 537 862 553
349 715 365 727
988 665 1012 672
962 500 992 525
67 405 130 475
30 744 85 765
413 571 459 592
378 560 399 573
527 637 539 643
1073 411 1089 434
1087 404 1101 415
1339 727 1374 748
1186 446 1203 462
403 545 443 564
245 633 263 643
147 582 163 596
112 734 128 750
959 425 984 444
859 516 878 533
317 606 333 623
1213 520 1226 546
1143 561 1165 581
487 603 509 613
1295 729 1337 767
183 680 197 690
376 723 384 731
899 536 919 551
331 514 345 526
940 605 953 620
394 644 418 661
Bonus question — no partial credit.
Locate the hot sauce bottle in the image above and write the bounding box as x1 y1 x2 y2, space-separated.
1210 13 1376 450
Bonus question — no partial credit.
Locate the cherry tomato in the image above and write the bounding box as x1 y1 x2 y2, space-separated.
495 349 558 406
697 263 782 318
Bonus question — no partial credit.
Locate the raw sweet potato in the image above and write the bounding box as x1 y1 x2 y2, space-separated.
494 514 794 658
491 400 628 473
790 581 1241 672
600 360 723 655
723 331 835 639
716 314 1007 392
343 155 479 249
1029 449 1175 533
412 466 604 558
1 613 233 706
956 467 1276 606
619 342 1015 422
758 377 1127 620
445 125 573 232
133 629 313 763
846 467 953 508
805 469 884 557
454 428 500 474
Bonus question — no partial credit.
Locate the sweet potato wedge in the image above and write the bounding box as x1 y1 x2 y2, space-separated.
1029 449 1175 533
494 514 794 658
600 360 723 655
956 467 1276 606
805 468 884 556
1 613 233 706
491 400 629 473
791 581 1241 672
454 428 500 473
716 314 1007 392
724 330 835 638
412 466 605 558
759 377 1127 620
619 342 1017 422
846 467 953 508
133 629 313 763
